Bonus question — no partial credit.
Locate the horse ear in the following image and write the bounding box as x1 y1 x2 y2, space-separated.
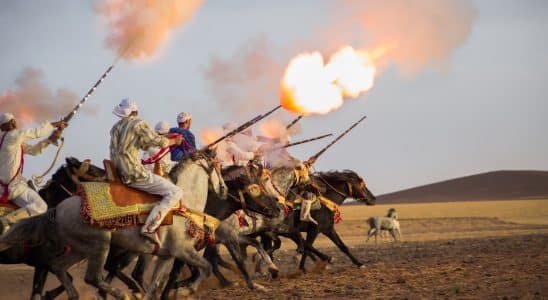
65 157 81 168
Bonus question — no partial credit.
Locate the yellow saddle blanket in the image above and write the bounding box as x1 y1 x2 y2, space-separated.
0 202 18 218
79 181 176 229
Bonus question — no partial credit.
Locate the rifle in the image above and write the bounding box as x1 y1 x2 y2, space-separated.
305 115 367 165
49 64 117 145
202 105 281 150
285 115 303 130
267 133 333 151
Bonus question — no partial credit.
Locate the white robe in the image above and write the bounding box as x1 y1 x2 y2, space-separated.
216 139 255 167
0 121 53 214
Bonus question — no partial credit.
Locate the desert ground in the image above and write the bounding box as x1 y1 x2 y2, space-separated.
1 199 546 299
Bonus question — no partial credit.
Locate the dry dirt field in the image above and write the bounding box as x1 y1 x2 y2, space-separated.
0 199 547 299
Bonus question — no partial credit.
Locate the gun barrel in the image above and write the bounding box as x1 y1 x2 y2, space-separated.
63 64 116 123
203 105 281 149
285 115 303 130
308 115 367 162
282 133 333 149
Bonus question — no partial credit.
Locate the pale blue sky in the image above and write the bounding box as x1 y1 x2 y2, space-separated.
1 0 547 194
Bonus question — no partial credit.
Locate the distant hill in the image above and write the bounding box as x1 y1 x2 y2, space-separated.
376 170 548 204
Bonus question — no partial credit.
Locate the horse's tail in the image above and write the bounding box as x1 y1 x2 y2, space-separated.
0 209 56 248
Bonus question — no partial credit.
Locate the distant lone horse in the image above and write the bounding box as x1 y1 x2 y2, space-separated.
366 208 401 244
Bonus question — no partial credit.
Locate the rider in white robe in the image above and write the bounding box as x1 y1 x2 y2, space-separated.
0 112 66 234
142 121 174 177
110 99 183 244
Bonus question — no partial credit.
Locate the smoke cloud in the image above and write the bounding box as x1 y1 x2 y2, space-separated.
0 68 97 125
341 0 478 74
98 0 204 60
204 0 477 116
203 36 285 119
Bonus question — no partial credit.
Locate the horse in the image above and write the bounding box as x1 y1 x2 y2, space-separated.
155 162 287 298
0 153 229 300
265 170 376 271
366 208 401 244
0 157 106 300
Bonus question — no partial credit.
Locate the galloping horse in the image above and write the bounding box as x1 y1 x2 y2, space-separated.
0 157 105 300
265 170 376 271
0 153 228 299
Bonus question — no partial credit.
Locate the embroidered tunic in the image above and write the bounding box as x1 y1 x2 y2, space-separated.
110 116 169 184
0 121 53 200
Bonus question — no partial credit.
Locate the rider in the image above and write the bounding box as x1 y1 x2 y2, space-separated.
142 121 174 177
110 99 183 244
0 112 67 234
169 112 196 161
216 122 260 168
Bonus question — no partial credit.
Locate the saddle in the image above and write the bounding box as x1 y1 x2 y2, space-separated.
0 202 18 218
79 160 175 229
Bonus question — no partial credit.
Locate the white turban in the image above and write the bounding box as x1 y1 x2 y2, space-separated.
113 98 139 118
176 112 191 123
0 113 15 125
154 121 170 134
222 121 237 133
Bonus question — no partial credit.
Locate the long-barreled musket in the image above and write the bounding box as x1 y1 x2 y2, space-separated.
48 64 117 145
286 115 303 130
267 133 333 152
202 105 281 150
306 115 367 164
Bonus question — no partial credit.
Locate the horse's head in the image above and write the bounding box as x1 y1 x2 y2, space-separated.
40 157 106 207
225 168 281 218
315 170 376 205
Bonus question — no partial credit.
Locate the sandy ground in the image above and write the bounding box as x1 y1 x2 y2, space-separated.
0 200 547 299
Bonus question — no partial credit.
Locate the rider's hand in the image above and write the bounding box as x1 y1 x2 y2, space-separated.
169 135 184 146
51 120 68 129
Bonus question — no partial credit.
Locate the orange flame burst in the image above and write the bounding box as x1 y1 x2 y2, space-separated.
199 127 224 145
280 46 377 115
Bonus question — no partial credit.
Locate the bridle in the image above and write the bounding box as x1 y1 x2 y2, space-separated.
316 174 370 201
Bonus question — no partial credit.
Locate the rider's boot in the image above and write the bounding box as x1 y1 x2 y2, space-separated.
0 208 31 234
300 199 318 225
141 205 167 245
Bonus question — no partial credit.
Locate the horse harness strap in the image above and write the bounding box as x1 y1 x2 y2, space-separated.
317 175 350 199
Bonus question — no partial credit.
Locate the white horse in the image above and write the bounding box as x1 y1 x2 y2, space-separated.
366 208 402 244
0 155 227 300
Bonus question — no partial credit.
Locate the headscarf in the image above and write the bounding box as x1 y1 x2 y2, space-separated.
112 98 139 118
0 113 15 125
176 112 192 123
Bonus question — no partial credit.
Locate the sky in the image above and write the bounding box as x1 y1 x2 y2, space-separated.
1 0 547 195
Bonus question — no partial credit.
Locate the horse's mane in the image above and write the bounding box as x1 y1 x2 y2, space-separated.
316 170 362 182
168 156 196 183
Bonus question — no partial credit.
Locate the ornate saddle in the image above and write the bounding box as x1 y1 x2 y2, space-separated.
0 202 18 218
79 160 175 229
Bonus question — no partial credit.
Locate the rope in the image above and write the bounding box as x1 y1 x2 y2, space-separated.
32 138 65 188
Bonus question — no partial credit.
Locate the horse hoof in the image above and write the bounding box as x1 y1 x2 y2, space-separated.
252 283 269 292
268 263 279 278
176 287 194 297
132 292 142 300
220 280 234 288
358 264 366 269
327 256 335 264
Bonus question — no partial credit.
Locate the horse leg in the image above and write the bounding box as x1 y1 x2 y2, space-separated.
143 257 173 300
49 271 77 300
323 227 364 267
43 273 72 300
30 268 48 300
223 239 266 291
204 243 233 287
132 254 152 288
160 259 187 300
240 235 279 278
173 248 212 296
83 244 129 300
389 229 398 242
299 227 320 272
